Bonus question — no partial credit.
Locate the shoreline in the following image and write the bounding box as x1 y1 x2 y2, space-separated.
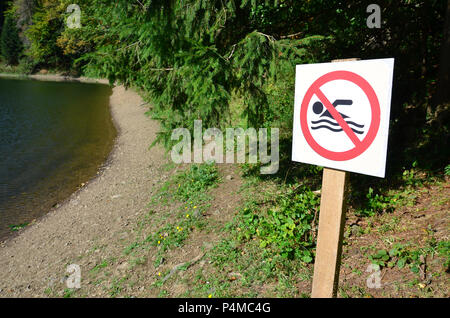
0 72 109 84
0 74 115 243
0 76 167 297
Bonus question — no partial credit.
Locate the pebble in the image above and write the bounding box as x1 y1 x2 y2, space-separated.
116 262 129 272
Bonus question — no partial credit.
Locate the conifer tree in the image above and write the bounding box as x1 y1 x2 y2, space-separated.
1 15 22 65
25 0 448 157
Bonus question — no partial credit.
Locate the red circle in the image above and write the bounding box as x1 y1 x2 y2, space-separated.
300 71 380 161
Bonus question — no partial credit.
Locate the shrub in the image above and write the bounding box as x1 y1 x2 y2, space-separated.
17 57 37 74
238 187 319 262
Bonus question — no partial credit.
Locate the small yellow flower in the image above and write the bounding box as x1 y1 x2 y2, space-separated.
158 240 161 244
208 294 212 298
193 206 197 209
158 272 161 276
176 226 179 230
186 214 190 218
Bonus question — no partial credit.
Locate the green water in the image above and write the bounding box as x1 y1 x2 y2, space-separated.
0 78 115 240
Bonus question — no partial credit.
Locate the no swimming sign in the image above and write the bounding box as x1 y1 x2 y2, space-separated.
292 58 394 177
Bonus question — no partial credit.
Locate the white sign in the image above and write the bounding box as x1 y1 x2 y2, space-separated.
292 58 394 177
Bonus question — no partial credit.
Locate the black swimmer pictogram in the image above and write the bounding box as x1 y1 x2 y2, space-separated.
310 99 365 134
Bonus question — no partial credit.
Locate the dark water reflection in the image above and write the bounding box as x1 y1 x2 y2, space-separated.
0 78 115 240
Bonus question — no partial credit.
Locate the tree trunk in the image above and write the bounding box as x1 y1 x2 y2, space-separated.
434 0 450 107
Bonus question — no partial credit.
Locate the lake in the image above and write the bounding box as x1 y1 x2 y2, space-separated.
0 78 116 240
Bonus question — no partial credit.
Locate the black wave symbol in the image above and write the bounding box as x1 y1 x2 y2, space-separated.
311 119 365 128
311 119 365 135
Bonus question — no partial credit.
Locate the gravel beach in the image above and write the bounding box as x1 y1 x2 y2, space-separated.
0 83 167 297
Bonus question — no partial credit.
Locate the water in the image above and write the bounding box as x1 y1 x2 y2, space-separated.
0 78 115 240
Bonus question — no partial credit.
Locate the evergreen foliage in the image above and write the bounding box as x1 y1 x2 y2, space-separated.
25 1 67 68
72 0 335 147
0 1 9 36
0 14 22 65
2 0 448 171
72 0 448 164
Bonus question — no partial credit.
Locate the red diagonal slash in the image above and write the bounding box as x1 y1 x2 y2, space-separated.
300 70 380 161
314 88 362 147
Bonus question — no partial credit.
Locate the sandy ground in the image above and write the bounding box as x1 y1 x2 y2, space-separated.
0 84 167 297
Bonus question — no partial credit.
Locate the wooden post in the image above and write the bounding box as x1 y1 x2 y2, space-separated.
311 58 358 298
311 168 348 297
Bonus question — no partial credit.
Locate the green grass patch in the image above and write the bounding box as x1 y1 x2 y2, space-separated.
184 179 318 297
236 186 319 262
368 239 450 274
8 223 28 232
124 162 221 271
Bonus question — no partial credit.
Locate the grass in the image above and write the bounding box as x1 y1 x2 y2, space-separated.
83 162 222 297
147 158 448 298
90 259 110 274
109 276 128 297
77 157 448 298
8 223 28 232
185 237 313 297
63 288 76 298
184 161 449 298
176 173 318 297
89 160 318 298
362 235 449 279
124 162 220 267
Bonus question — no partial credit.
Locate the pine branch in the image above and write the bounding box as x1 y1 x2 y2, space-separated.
117 41 141 51
280 31 303 39
148 67 174 71
135 0 145 10
226 44 237 60
256 31 276 42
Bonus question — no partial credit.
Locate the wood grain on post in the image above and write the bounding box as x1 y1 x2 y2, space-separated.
310 58 358 298
311 168 348 297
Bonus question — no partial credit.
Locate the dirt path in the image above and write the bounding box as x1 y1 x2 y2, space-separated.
0 85 168 297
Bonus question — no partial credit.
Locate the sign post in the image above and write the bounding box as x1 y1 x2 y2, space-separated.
292 58 394 297
311 167 348 297
311 58 356 298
